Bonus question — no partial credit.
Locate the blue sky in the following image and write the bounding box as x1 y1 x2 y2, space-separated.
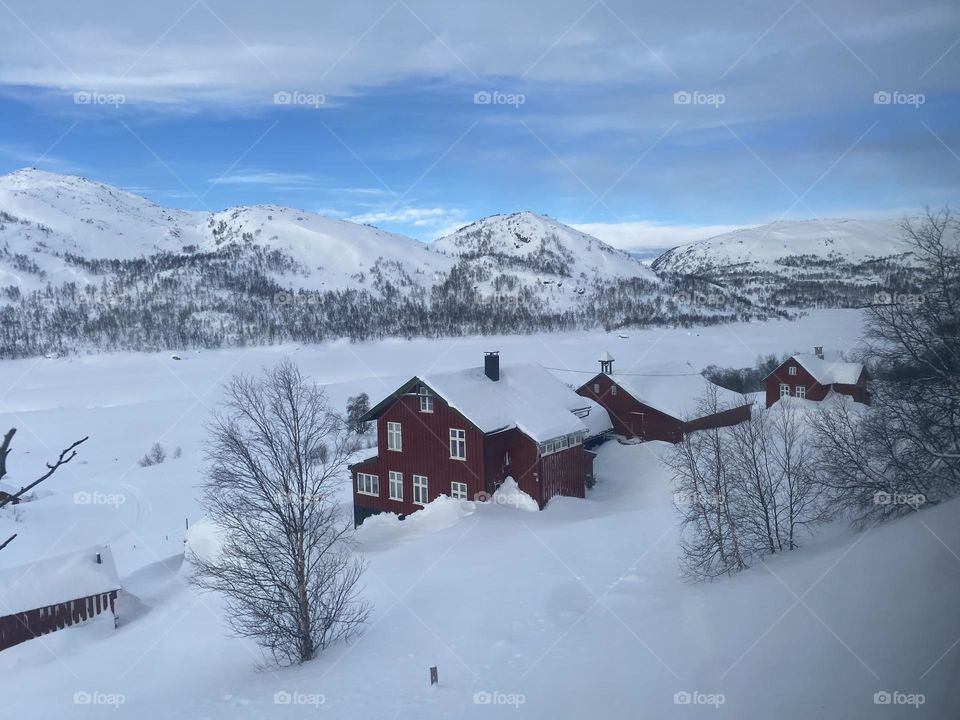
0 0 957 248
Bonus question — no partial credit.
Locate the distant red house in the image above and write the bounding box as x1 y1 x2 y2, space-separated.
0 546 120 652
765 348 870 407
349 352 612 526
575 353 752 443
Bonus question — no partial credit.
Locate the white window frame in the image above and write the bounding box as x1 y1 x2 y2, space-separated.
357 472 379 496
593 383 600 393
419 386 433 413
387 421 402 451
795 385 806 399
779 383 790 398
450 481 468 500
449 428 466 460
413 474 428 505
558 435 568 449
788 366 797 376
611 385 618 395
389 471 403 500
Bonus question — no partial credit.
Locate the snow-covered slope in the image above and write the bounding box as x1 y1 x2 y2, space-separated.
435 211 660 283
653 218 911 275
0 168 454 295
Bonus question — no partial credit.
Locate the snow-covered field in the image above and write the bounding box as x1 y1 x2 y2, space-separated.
1 310 958 718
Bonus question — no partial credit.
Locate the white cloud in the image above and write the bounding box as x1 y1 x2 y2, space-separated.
210 171 318 186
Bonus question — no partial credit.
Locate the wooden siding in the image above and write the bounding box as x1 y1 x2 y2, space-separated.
683 404 752 434
0 591 117 652
352 389 486 519
576 373 684 442
541 444 586 505
483 428 541 502
765 360 870 407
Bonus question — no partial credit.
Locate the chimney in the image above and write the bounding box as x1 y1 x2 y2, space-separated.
96 552 102 565
599 351 614 374
814 346 824 359
484 351 500 381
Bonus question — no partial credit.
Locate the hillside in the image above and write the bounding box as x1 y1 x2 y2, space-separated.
652 219 921 307
0 170 778 358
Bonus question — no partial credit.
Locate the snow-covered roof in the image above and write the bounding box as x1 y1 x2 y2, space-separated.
0 545 120 616
419 363 611 443
792 354 864 385
606 364 748 420
599 351 614 362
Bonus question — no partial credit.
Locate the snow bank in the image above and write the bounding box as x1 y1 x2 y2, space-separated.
184 519 225 564
356 495 475 549
490 477 539 512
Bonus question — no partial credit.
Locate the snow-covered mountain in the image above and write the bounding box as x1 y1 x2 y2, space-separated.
435 211 659 283
652 218 919 307
653 218 911 274
0 169 454 296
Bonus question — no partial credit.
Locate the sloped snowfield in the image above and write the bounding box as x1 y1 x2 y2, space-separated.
0 310 957 718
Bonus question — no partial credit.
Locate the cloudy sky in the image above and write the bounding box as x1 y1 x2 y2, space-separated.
0 0 956 248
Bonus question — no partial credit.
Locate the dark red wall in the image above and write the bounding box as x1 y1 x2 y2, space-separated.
352 390 486 518
766 360 870 407
576 373 684 442
541 444 586 505
0 591 117 651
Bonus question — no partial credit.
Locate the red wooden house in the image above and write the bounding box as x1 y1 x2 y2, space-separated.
350 352 612 526
765 348 870 407
575 353 751 443
0 546 120 652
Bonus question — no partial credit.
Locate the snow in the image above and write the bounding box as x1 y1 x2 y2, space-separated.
0 545 120 615
792 353 864 385
421 362 608 443
597 362 747 420
654 218 912 274
490 477 539 511
0 309 956 718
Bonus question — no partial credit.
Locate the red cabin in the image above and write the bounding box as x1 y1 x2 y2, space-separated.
350 352 612 526
576 353 752 443
0 546 120 652
765 348 870 407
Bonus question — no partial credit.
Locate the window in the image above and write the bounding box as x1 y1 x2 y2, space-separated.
389 471 403 500
611 385 618 395
503 451 511 467
779 383 790 398
450 428 466 460
387 421 402 451
795 385 806 399
788 366 797 376
450 481 467 500
593 383 600 393
419 386 433 413
413 475 428 505
357 473 379 496
558 435 568 449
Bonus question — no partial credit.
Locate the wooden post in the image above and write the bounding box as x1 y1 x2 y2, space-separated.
430 666 438 686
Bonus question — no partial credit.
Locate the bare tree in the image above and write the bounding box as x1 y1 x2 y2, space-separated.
814 208 960 526
667 387 746 579
190 360 370 665
0 428 89 552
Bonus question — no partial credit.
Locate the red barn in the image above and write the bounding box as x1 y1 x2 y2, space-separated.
349 352 612 526
575 353 751 443
0 546 120 652
765 349 870 407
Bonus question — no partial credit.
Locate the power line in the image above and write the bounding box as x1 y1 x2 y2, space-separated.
543 366 702 377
